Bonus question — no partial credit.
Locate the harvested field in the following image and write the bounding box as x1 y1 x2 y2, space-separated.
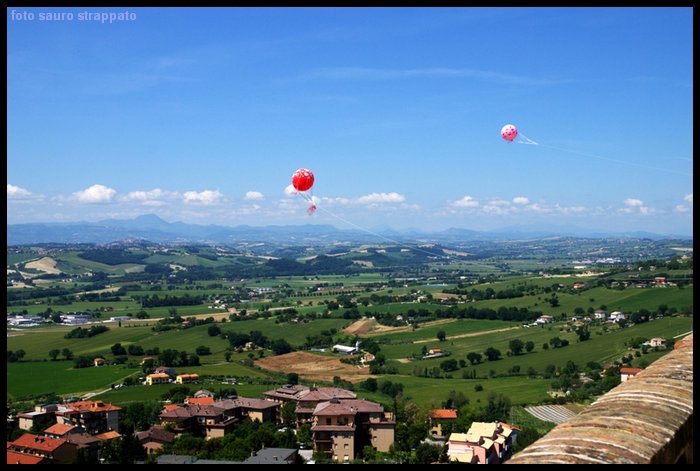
343 317 454 337
256 351 372 383
25 257 62 274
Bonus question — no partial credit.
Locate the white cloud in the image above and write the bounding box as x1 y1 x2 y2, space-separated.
684 193 693 204
620 198 652 215
482 204 511 215
355 192 405 204
73 184 117 203
122 189 167 201
182 190 223 205
320 196 351 205
319 193 406 206
284 185 299 196
675 204 689 213
7 184 33 199
524 203 550 213
512 196 530 205
244 191 264 201
624 198 644 207
451 196 480 208
120 188 178 206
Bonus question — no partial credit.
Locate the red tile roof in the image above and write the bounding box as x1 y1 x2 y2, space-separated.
94 431 121 441
12 434 67 453
620 367 643 375
43 423 77 436
431 409 458 419
7 450 45 465
185 397 215 406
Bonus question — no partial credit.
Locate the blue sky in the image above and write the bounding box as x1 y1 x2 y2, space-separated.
7 7 693 235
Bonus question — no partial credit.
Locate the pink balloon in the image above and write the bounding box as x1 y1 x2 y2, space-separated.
501 124 518 142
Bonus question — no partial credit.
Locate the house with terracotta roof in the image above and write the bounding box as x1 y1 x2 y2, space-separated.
429 409 458 439
43 423 80 439
146 373 171 385
7 450 46 465
94 430 121 442
311 398 395 462
620 367 643 382
9 434 77 464
185 396 215 406
56 400 121 434
175 373 200 384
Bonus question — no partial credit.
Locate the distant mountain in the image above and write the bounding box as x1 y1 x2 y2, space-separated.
6 214 692 245
7 215 364 245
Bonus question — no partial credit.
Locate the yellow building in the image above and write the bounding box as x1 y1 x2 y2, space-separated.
146 373 170 385
175 373 200 384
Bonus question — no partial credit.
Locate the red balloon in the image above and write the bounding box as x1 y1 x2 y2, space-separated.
292 168 314 192
501 124 518 142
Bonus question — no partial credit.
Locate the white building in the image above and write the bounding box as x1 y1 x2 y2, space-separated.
62 314 91 325
7 315 43 326
333 341 360 354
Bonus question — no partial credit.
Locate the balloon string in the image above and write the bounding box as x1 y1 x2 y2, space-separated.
314 204 450 259
537 143 690 176
516 133 539 145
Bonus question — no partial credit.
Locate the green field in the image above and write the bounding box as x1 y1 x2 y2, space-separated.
459 285 693 316
54 252 145 275
381 316 693 377
373 319 518 344
8 301 227 319
7 361 138 399
6 316 354 363
7 252 41 266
